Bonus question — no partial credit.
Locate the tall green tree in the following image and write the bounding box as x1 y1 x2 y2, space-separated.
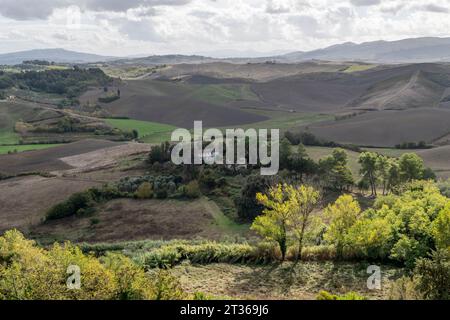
399 153 425 182
287 144 317 181
359 152 379 196
319 148 354 191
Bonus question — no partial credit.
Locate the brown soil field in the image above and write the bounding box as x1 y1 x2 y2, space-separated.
79 63 450 130
305 108 450 147
251 63 450 113
92 79 268 128
0 139 150 234
157 61 349 81
30 198 231 243
0 175 100 233
0 139 124 174
348 70 445 111
251 73 366 113
56 142 150 175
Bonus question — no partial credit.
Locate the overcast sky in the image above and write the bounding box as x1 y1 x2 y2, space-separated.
0 0 449 57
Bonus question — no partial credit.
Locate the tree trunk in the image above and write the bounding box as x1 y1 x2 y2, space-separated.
279 238 287 262
279 224 287 261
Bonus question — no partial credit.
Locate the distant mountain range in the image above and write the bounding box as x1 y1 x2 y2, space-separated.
0 48 116 65
281 37 450 63
1 37 450 65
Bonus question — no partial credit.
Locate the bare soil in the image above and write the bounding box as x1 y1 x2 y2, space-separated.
0 139 125 174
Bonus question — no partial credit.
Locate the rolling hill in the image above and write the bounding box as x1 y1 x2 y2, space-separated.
281 37 450 63
0 49 116 65
304 108 450 147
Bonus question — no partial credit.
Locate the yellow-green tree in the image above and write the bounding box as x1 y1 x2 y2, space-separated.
0 230 187 300
432 203 450 250
252 184 292 261
324 194 361 258
345 216 394 259
287 185 320 260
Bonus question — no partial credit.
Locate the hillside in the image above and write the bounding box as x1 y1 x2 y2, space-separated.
282 37 450 63
0 49 116 65
305 108 450 147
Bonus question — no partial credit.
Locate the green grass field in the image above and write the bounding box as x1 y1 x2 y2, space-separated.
304 146 362 178
200 197 250 236
0 131 20 145
343 64 377 73
0 144 62 155
362 147 421 158
105 118 177 144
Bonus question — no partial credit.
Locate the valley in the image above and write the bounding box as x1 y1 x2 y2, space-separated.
1 48 449 302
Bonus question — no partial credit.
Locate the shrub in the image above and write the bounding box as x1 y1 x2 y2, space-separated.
148 142 171 164
316 290 366 300
185 180 201 199
0 230 189 300
137 242 270 269
300 246 336 261
45 185 125 221
98 95 120 103
414 250 450 300
148 270 187 300
135 182 153 199
45 190 95 220
199 169 217 189
388 276 422 300
438 179 450 198
234 175 272 222
155 188 168 199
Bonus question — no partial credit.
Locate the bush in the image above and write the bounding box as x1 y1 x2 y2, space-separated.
199 169 217 189
300 246 336 261
135 182 153 199
45 185 125 221
234 175 272 222
388 276 422 300
437 179 450 198
155 188 168 199
316 290 366 300
45 190 95 220
185 180 201 199
0 230 189 300
137 242 271 269
414 250 450 300
148 142 171 164
98 95 120 103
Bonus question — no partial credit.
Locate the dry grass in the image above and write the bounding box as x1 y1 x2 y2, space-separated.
172 262 403 300
30 198 248 244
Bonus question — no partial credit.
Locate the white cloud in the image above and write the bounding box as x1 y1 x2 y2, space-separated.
0 0 449 56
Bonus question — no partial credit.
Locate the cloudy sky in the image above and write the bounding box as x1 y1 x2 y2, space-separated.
0 0 449 57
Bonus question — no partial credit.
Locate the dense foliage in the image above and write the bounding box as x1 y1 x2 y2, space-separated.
0 230 189 300
0 67 112 97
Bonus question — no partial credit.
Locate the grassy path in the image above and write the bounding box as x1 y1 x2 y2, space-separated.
200 197 249 236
